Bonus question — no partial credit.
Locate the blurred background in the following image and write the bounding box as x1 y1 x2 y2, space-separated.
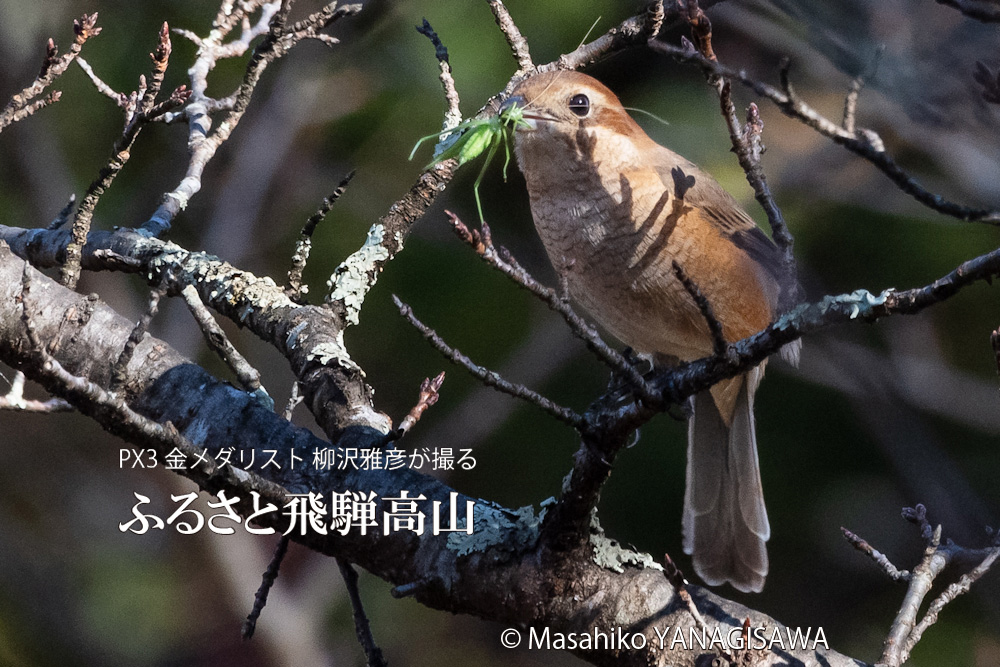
1 0 999 665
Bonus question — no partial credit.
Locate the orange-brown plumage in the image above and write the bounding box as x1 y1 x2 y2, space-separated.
506 71 796 592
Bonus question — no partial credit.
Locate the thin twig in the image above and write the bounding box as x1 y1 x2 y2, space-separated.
110 287 165 393
676 4 798 308
0 14 101 133
662 552 739 664
0 371 73 412
842 45 883 135
76 57 126 105
447 211 657 404
181 285 263 393
61 24 191 289
548 0 723 72
281 382 302 421
143 2 362 236
393 295 585 429
337 558 389 667
486 0 533 72
648 38 1000 224
900 545 1000 662
242 536 290 640
902 503 934 542
841 527 910 581
416 19 461 129
845 505 1000 667
672 261 727 357
47 195 77 231
286 170 356 301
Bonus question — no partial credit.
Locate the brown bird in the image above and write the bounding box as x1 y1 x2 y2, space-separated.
504 71 798 593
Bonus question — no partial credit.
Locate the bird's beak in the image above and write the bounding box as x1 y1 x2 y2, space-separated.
500 94 552 131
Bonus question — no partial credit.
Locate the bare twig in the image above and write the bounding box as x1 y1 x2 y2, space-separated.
901 503 934 541
392 295 585 429
845 505 1000 667
47 195 77 231
110 287 165 393
0 14 101 133
61 24 191 289
674 5 798 309
842 45 884 134
662 552 738 664
416 19 461 129
281 382 302 421
286 170 356 301
486 0 534 72
76 57 126 105
647 39 1000 224
447 212 656 403
337 558 389 667
548 0 723 72
900 545 1000 662
672 261 728 357
0 371 73 412
841 527 910 581
181 285 264 394
242 535 290 639
143 2 362 237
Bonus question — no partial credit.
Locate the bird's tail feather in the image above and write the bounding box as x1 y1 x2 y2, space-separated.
682 369 769 593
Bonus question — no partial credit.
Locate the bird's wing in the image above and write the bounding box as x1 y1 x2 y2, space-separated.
652 157 785 286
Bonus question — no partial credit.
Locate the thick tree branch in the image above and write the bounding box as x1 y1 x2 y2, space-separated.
0 241 859 667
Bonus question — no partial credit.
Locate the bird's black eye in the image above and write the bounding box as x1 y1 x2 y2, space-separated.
568 93 590 117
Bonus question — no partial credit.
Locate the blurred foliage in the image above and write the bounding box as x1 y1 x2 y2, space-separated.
1 1 999 666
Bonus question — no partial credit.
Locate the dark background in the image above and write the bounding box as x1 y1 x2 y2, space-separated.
1 0 999 665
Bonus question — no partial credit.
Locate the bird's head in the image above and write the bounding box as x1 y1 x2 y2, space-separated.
501 71 648 177
503 71 643 140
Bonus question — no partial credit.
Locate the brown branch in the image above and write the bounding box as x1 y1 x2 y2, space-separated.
392 295 585 429
392 372 446 441
447 212 657 403
0 14 101 133
546 0 724 72
673 7 799 309
672 261 728 358
60 24 191 289
486 0 534 72
648 39 1000 224
0 229 884 667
